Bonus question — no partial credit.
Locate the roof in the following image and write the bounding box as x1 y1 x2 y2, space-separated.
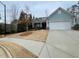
47 7 75 22
72 4 78 7
48 7 74 19
32 17 47 23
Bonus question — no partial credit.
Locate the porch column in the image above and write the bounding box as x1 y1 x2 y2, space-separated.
32 22 34 28
40 22 42 28
26 24 28 31
46 20 49 29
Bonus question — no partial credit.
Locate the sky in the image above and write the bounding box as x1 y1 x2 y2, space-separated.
0 1 77 24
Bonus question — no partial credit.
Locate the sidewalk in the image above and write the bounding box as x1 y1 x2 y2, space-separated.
6 30 48 42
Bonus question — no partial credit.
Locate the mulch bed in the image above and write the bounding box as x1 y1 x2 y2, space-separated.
20 31 32 36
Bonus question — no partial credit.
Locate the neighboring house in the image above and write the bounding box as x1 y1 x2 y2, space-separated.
47 7 74 30
67 2 79 24
32 17 47 30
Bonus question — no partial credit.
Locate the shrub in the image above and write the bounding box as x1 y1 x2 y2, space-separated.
72 24 79 30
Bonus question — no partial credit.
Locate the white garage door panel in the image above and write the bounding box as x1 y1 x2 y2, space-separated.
49 22 71 30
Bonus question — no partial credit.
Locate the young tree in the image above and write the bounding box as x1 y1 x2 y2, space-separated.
25 5 30 14
25 5 31 31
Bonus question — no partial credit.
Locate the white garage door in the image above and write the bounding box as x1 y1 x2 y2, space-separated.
49 22 71 30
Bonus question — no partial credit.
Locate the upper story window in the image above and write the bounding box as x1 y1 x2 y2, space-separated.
77 14 79 18
58 10 61 14
74 7 79 12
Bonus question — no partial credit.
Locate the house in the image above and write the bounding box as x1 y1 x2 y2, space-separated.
32 17 47 30
47 7 74 30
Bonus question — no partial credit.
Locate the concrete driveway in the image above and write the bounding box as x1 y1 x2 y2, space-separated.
1 30 79 58
42 30 79 58
0 38 44 57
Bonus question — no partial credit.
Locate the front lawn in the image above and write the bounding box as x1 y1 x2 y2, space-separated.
6 30 48 42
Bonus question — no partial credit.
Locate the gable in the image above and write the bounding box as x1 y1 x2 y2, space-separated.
48 7 74 22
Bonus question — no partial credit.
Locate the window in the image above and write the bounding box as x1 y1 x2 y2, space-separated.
58 10 61 14
77 14 79 18
75 7 79 12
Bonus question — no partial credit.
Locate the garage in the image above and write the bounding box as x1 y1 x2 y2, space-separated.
49 22 71 30
47 7 74 30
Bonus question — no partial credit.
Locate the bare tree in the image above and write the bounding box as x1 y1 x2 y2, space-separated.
25 5 31 14
10 4 18 21
25 5 31 31
45 9 48 17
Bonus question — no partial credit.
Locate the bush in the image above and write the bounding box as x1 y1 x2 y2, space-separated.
11 30 16 33
72 24 79 30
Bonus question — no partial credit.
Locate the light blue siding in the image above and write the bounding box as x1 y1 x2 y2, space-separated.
48 8 74 23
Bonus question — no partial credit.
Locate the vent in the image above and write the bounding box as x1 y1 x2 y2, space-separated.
58 10 61 14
